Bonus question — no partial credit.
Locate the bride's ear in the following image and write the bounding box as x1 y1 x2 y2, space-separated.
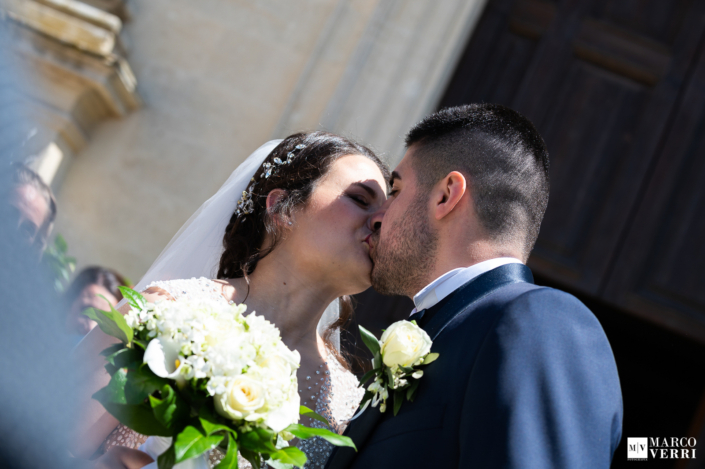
265 189 292 226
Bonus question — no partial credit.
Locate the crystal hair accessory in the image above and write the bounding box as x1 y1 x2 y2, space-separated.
235 143 306 217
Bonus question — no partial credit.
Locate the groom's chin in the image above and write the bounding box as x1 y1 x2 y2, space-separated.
369 263 394 296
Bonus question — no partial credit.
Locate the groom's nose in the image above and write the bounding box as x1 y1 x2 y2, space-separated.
368 205 385 232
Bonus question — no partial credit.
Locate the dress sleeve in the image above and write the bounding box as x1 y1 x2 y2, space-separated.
457 288 623 469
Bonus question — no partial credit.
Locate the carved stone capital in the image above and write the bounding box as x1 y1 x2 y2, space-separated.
1 0 139 188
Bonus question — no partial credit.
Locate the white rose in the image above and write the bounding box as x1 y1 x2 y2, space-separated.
263 382 300 433
380 320 432 368
214 376 266 421
257 352 299 382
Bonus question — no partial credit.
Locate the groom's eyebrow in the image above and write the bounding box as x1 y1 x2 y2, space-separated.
389 171 401 186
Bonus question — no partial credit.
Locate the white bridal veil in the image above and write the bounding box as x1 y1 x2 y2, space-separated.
121 139 340 347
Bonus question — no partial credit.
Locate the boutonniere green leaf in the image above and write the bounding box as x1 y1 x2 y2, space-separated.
358 320 438 416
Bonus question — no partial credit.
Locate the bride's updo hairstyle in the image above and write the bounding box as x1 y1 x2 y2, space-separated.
217 131 389 366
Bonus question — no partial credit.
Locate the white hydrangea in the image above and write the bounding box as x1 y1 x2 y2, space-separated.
127 297 301 433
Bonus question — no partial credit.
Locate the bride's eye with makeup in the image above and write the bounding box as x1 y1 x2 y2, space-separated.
347 192 369 207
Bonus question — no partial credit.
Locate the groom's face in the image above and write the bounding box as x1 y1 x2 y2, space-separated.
368 147 437 298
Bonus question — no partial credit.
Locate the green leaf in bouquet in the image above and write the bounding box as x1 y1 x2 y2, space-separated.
406 379 420 402
215 433 238 469
83 303 133 344
393 389 404 416
284 424 356 450
119 286 147 311
174 425 224 463
95 368 128 404
270 446 307 468
105 347 143 369
157 443 176 469
422 352 439 365
104 362 119 376
100 343 125 358
239 427 278 453
358 326 381 356
99 401 171 436
299 405 329 426
149 384 189 429
199 406 237 437
132 338 149 350
125 365 169 405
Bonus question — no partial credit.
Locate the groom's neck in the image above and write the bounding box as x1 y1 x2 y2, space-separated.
423 239 522 288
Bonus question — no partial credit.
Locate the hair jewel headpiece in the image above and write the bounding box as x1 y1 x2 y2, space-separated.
235 143 306 217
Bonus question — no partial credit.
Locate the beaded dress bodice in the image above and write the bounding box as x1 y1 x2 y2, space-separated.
101 277 364 468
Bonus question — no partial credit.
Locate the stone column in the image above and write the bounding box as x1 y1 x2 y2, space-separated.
0 0 139 189
272 0 488 164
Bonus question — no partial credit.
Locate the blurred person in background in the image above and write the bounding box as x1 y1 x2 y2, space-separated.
0 23 81 469
65 267 131 340
8 162 57 256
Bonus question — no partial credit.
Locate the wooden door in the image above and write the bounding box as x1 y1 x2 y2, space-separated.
602 40 705 343
441 0 705 303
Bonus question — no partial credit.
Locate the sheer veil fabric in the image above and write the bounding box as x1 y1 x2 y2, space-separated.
116 139 340 347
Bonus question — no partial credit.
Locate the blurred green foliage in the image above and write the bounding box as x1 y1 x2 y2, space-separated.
42 234 76 292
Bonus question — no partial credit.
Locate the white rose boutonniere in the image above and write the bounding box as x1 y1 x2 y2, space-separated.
358 320 439 416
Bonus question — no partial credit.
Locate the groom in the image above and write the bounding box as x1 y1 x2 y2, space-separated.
326 104 623 468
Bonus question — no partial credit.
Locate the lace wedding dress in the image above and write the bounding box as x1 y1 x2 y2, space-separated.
101 277 364 468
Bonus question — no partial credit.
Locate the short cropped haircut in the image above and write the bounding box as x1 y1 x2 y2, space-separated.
405 104 549 259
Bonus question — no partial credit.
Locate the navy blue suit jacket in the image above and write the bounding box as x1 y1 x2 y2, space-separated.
326 264 622 469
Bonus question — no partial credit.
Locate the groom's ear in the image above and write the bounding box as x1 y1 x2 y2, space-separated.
432 171 467 221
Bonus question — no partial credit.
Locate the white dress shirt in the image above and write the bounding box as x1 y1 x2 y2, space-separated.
410 257 523 316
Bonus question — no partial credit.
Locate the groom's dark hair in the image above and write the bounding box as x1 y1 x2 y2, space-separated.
405 103 549 260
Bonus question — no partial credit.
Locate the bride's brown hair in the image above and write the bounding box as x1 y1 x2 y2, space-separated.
217 131 390 368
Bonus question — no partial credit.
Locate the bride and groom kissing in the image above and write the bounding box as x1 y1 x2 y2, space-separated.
75 103 623 469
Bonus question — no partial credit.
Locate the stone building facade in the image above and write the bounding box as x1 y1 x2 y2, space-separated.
3 0 487 280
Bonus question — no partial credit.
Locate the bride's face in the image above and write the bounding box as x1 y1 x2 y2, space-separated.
285 154 387 294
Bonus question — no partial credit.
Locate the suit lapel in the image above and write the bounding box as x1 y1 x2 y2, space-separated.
325 263 534 469
422 263 534 340
325 402 384 469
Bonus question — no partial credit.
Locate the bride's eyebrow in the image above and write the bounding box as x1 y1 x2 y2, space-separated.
351 182 379 199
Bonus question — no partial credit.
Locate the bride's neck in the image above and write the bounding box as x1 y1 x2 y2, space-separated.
224 249 338 355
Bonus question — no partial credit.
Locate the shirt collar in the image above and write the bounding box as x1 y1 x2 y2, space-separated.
411 257 523 315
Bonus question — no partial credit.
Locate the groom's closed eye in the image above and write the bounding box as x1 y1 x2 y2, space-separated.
388 171 401 197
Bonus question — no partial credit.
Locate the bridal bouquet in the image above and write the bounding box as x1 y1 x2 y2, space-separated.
357 321 438 416
85 287 354 469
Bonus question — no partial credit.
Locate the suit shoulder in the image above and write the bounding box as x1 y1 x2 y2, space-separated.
487 286 612 357
504 286 597 325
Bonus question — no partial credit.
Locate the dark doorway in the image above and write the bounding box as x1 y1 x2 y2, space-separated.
348 0 705 467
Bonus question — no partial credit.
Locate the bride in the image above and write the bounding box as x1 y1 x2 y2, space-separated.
71 132 390 468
